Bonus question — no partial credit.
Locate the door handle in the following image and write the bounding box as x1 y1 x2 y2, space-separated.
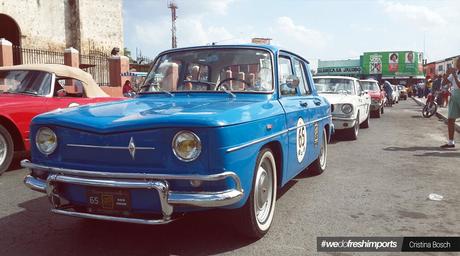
313 99 321 106
299 101 308 107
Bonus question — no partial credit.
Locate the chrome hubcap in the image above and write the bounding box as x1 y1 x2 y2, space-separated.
254 158 273 224
0 134 6 165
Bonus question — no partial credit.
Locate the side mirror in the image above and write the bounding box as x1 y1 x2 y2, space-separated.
285 75 300 89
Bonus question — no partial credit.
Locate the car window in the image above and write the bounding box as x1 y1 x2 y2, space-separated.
142 49 273 93
355 81 362 95
54 78 85 98
314 78 354 95
279 56 296 96
293 58 310 95
0 70 52 96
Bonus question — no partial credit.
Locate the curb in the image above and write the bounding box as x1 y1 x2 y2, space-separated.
412 97 460 133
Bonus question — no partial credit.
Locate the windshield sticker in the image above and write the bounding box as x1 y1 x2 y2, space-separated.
296 117 307 163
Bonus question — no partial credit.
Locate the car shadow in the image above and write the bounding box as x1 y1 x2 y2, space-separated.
414 152 460 158
383 146 458 152
0 196 258 256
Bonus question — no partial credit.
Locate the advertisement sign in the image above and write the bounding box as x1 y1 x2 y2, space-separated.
361 51 424 77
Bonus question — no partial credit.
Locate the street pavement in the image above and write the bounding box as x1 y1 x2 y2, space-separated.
0 99 459 256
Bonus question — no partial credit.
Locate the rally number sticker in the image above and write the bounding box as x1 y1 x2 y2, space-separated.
296 118 307 163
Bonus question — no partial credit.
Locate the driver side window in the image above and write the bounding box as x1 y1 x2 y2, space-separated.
279 56 296 96
54 78 85 98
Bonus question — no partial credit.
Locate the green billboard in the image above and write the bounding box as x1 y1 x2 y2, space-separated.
361 51 424 77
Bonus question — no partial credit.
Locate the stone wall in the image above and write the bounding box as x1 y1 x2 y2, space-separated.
0 0 123 54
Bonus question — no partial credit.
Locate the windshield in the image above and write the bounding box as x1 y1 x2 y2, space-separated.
141 48 273 93
313 78 354 94
0 70 52 96
360 81 380 92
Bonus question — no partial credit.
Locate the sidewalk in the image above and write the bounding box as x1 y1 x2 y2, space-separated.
412 96 460 133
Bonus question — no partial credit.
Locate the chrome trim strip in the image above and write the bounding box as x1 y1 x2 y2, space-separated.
226 129 288 153
226 115 332 153
332 117 355 121
67 144 155 150
51 209 174 225
287 115 332 132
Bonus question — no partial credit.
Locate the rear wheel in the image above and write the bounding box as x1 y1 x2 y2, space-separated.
309 128 328 175
0 125 14 175
235 148 277 239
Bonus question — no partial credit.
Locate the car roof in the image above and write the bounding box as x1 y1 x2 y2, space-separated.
0 64 108 97
157 44 310 64
359 79 378 82
313 76 359 81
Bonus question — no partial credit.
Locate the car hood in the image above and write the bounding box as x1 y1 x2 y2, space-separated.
368 91 381 98
318 93 352 104
32 94 282 133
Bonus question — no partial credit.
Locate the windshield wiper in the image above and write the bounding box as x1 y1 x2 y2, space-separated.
17 91 38 96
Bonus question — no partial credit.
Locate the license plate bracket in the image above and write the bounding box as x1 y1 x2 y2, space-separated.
86 188 131 214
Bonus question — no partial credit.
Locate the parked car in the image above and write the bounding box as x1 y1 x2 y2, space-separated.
391 84 400 104
360 79 385 118
398 85 408 100
22 45 333 238
313 76 371 140
0 64 122 174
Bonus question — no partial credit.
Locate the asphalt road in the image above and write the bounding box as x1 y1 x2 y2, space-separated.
0 99 459 256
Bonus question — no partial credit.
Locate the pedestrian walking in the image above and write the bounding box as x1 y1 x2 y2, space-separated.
440 57 460 148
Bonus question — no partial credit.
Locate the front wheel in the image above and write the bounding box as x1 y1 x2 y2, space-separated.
309 128 328 175
235 148 277 239
422 102 437 118
344 114 359 140
360 112 370 128
0 125 14 175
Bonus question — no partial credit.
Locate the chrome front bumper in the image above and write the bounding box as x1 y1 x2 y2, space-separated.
21 159 243 225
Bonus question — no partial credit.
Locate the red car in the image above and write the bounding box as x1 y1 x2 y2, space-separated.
0 64 122 174
360 79 385 118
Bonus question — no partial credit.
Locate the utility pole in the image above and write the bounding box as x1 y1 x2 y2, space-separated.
168 1 178 48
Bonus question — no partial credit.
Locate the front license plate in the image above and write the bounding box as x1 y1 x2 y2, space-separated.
86 188 131 213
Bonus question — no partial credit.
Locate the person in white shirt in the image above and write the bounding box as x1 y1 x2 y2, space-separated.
440 57 460 148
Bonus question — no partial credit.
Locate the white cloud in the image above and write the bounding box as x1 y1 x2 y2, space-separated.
177 17 235 46
380 1 447 29
267 16 330 67
179 0 238 16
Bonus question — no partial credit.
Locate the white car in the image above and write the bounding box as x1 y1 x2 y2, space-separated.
313 76 371 140
391 84 400 104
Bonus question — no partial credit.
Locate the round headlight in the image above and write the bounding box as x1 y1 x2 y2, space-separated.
341 104 353 114
172 131 201 162
35 127 57 155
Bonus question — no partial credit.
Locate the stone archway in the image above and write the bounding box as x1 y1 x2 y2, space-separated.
0 14 21 64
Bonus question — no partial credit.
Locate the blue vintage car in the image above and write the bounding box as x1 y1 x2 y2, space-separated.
23 44 332 238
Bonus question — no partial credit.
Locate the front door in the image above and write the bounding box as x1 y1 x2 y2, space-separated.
277 54 314 182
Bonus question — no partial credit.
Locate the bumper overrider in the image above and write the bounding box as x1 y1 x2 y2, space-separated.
21 159 243 225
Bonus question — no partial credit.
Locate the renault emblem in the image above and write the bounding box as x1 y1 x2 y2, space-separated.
128 137 136 159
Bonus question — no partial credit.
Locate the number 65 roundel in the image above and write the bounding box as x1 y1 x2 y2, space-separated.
296 117 307 163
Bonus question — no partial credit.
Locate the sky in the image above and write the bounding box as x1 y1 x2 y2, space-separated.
123 0 460 70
